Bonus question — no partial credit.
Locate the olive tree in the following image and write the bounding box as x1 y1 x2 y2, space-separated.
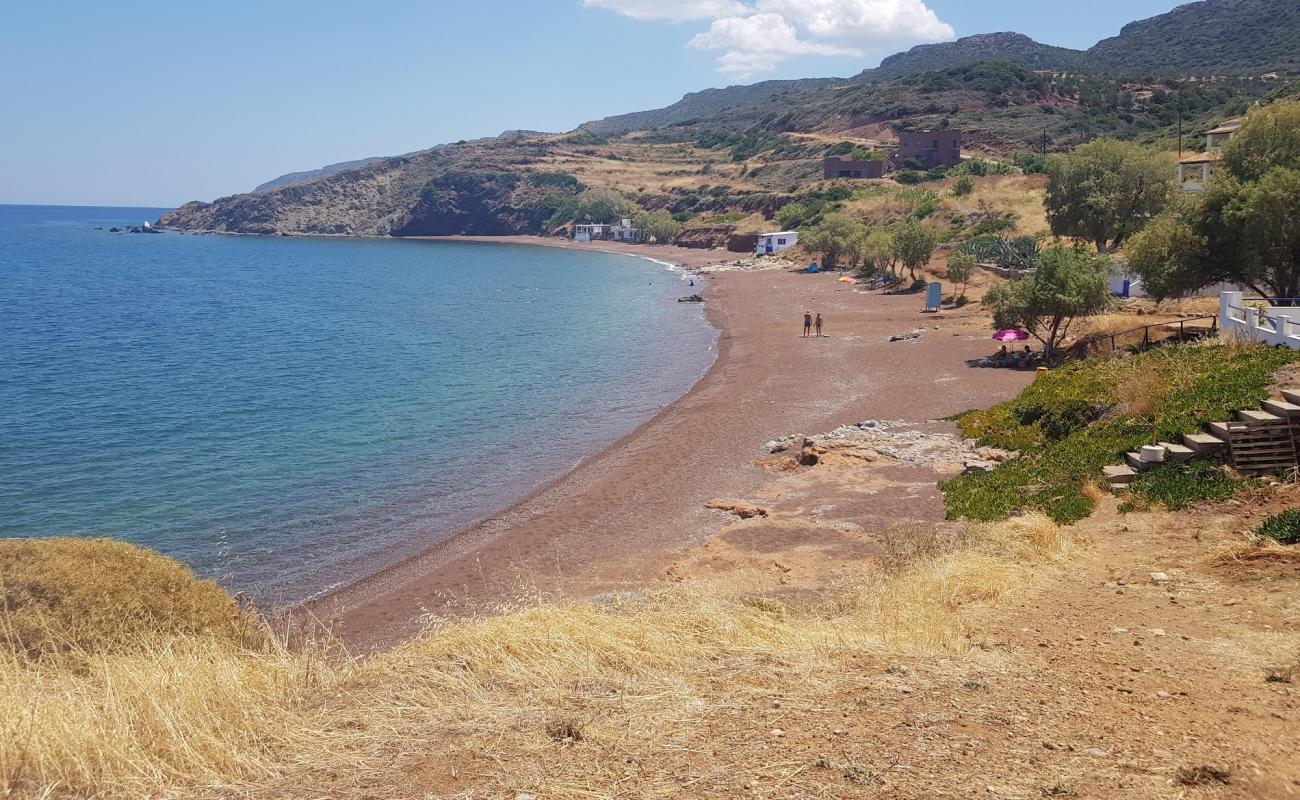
1045 139 1173 252
576 189 635 224
634 210 682 243
860 229 898 276
946 251 976 300
1126 102 1300 301
982 243 1112 359
801 213 868 268
893 222 939 280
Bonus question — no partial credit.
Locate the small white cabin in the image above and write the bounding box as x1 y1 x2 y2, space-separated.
756 231 798 255
573 223 611 242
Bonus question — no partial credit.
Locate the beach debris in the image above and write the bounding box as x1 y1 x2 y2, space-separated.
771 420 1017 468
693 256 790 275
889 328 924 342
705 499 769 519
677 294 704 303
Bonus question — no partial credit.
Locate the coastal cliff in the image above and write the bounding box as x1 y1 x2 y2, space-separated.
160 138 582 237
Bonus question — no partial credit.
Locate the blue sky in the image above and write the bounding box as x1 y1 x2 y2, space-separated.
0 0 1185 207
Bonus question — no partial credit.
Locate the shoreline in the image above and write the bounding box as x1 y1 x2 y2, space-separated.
306 236 1035 651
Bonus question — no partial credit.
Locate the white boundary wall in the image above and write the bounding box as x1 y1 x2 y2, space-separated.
1221 291 1300 348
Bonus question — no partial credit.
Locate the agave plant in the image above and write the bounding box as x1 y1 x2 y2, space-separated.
958 234 1041 272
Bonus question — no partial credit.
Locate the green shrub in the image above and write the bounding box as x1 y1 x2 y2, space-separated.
942 344 1300 524
1256 510 1300 545
1120 462 1251 512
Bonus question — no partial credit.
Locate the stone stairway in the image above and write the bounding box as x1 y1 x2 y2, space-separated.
1104 388 1300 491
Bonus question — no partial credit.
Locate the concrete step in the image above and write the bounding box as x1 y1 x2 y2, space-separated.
1110 482 1131 493
1262 398 1300 418
1184 432 1227 453
1158 442 1196 462
1238 409 1285 425
1103 465 1137 484
1208 421 1238 440
1125 451 1163 471
1281 388 1300 405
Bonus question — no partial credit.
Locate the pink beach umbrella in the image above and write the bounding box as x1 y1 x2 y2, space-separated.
993 329 1030 342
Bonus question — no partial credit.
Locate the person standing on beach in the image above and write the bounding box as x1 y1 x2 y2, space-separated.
815 313 823 337
803 311 812 338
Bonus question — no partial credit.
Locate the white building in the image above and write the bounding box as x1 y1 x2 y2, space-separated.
1178 119 1241 192
756 231 798 255
573 223 611 242
610 218 644 243
574 219 644 243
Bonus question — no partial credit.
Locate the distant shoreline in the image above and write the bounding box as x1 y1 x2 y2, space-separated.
400 234 741 270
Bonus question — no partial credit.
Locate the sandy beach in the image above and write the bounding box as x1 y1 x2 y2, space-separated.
308 237 1034 650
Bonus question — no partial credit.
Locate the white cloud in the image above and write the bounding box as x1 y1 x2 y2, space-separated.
688 12 859 76
582 0 751 22
757 0 954 46
583 0 955 76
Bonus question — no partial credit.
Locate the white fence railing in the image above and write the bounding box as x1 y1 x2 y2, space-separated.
1221 291 1300 349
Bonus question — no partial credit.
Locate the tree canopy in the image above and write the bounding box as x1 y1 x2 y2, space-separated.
1044 138 1173 252
634 210 682 244
576 189 635 224
801 213 867 268
893 222 939 280
982 243 1112 357
1126 101 1300 300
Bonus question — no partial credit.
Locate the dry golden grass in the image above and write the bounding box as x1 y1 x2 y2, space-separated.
1 514 1070 799
0 538 264 660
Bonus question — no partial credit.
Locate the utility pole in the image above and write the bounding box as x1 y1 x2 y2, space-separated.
1177 98 1184 157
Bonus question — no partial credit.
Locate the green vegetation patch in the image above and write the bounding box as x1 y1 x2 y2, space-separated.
943 344 1300 524
1256 509 1300 546
1120 461 1253 513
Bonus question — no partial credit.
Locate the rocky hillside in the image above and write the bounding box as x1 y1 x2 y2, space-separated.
253 157 388 193
160 0 1297 238
1088 0 1300 76
870 33 1084 80
580 77 842 136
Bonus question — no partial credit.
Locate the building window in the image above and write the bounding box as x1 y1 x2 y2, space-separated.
777 238 787 245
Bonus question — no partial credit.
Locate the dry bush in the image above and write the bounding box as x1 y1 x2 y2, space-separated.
1117 361 1169 422
877 521 973 573
1 514 1071 798
0 538 264 660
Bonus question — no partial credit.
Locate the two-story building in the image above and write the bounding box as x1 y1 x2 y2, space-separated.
823 155 885 179
896 129 962 168
1178 119 1241 192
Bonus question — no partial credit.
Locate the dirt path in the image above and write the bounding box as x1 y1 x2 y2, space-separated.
651 489 1300 798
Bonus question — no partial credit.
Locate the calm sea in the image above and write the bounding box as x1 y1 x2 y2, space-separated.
0 205 715 605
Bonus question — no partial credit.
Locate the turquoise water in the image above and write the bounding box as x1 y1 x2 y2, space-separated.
0 205 715 605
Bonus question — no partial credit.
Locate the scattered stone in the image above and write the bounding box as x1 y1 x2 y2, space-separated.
1150 571 1170 583
963 460 996 475
704 500 768 519
889 329 924 342
770 728 785 737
